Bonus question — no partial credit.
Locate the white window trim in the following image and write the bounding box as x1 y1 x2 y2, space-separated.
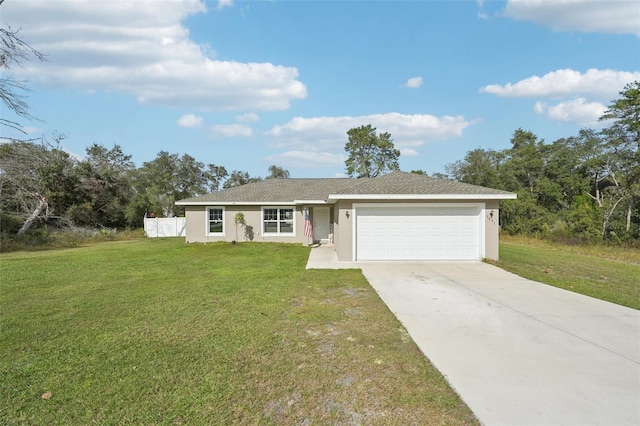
206 206 225 236
261 206 296 236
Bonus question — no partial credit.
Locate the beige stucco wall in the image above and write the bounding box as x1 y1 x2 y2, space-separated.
185 200 503 261
333 201 353 261
332 199 503 261
184 205 310 244
484 200 500 261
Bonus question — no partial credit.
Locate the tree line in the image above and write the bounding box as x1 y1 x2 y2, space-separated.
0 136 289 235
445 82 639 244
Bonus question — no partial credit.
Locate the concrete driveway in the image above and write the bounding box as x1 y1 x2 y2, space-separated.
357 261 640 426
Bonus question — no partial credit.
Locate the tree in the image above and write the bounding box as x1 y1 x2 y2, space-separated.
233 212 246 242
501 129 546 194
430 172 450 180
266 165 290 179
445 148 504 189
344 124 400 178
204 164 228 192
128 151 220 223
223 170 261 189
72 144 135 228
600 81 640 237
600 81 640 147
132 151 181 218
1 7 46 137
0 133 77 235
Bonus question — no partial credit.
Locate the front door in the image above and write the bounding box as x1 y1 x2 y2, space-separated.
313 207 330 243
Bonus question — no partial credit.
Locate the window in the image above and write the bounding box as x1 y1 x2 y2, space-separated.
263 207 294 235
208 207 224 235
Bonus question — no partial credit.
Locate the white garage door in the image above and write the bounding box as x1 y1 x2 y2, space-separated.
355 205 482 261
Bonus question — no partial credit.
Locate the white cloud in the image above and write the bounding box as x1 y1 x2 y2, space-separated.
481 68 640 124
502 0 640 36
400 148 419 156
480 68 640 100
235 112 260 123
481 68 639 125
477 0 489 19
217 0 233 10
265 151 346 169
534 98 607 125
404 76 423 89
266 113 473 154
211 124 253 137
177 114 203 128
267 118 431 169
2 0 306 111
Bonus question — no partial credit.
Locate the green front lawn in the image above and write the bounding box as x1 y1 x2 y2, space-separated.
1 239 476 424
496 236 640 310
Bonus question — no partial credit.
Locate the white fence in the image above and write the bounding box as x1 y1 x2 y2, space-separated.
144 217 186 238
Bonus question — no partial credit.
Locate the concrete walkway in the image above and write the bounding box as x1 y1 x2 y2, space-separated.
306 245 640 425
305 244 359 269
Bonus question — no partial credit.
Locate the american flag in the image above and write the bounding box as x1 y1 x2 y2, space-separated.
304 209 313 239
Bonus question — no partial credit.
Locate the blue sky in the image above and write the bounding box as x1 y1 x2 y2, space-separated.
1 0 639 179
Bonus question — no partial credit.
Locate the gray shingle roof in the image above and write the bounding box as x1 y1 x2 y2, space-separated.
176 178 356 204
176 171 513 204
332 171 514 195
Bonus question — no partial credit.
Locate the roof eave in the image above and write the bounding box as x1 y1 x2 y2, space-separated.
176 191 518 206
293 199 332 205
175 201 297 206
327 193 517 201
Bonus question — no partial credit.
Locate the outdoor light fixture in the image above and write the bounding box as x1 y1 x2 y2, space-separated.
346 211 350 218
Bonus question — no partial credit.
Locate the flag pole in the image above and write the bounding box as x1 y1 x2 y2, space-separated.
304 207 313 246
307 208 310 246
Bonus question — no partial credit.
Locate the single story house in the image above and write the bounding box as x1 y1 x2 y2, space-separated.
175 171 516 261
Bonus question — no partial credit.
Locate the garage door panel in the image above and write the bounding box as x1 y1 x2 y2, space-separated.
388 235 404 244
356 205 481 261
461 235 475 244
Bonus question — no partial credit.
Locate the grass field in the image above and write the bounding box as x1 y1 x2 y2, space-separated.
496 235 640 310
0 239 477 425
